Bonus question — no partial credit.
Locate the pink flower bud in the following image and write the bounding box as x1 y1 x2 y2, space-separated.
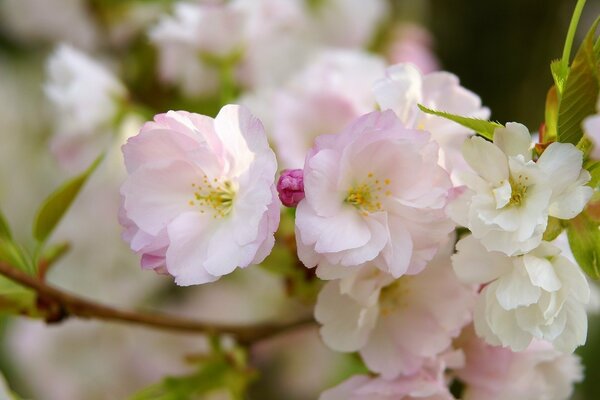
277 169 305 207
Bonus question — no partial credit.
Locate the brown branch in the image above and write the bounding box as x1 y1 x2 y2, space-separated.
0 261 313 345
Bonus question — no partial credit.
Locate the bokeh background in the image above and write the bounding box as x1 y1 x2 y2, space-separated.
0 0 599 399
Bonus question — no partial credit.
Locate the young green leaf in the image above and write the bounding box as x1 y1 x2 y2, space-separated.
417 104 503 140
0 239 35 275
33 154 104 243
567 210 600 280
556 17 600 145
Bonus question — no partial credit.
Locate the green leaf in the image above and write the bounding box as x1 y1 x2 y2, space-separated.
33 154 104 243
417 104 503 141
567 209 600 280
556 16 600 145
129 349 256 400
0 209 11 241
0 239 34 275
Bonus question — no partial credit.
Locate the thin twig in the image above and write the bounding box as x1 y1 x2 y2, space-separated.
0 261 313 345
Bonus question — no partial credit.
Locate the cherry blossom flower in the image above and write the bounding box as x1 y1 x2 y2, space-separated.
373 63 489 182
271 50 385 168
448 123 593 255
120 105 280 285
455 325 583 400
314 241 475 378
149 1 245 97
453 236 590 352
296 110 454 277
386 25 439 74
320 351 462 400
308 0 388 48
149 0 311 97
45 44 127 169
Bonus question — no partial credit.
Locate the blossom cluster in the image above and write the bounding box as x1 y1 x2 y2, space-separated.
116 65 591 397
30 0 600 398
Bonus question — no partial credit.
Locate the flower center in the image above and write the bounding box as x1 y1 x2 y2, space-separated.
379 277 412 317
344 172 391 216
189 175 236 218
508 175 529 207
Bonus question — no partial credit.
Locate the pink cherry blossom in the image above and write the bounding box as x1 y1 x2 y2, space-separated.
120 106 280 285
320 352 461 400
373 63 489 183
314 240 475 378
455 325 583 400
295 110 454 277
271 50 385 168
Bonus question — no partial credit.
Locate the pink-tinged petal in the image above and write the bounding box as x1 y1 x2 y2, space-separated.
373 63 423 125
120 106 278 285
296 201 371 254
304 148 343 217
315 281 378 352
121 160 199 235
251 190 281 265
165 212 219 286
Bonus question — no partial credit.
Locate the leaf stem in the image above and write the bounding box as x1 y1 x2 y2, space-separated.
561 0 587 70
0 260 313 345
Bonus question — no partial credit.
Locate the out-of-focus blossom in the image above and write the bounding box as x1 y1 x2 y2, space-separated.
374 63 489 183
45 44 127 170
386 24 440 74
308 0 388 49
296 110 453 277
320 352 461 400
120 106 280 285
455 325 583 400
0 0 99 50
583 97 600 159
149 1 245 97
315 242 475 378
448 123 592 255
234 0 314 89
453 236 590 352
272 50 385 168
277 169 305 207
150 0 313 97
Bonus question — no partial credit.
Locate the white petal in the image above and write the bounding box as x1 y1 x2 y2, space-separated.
523 253 562 292
462 136 509 184
452 235 512 284
492 122 532 160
